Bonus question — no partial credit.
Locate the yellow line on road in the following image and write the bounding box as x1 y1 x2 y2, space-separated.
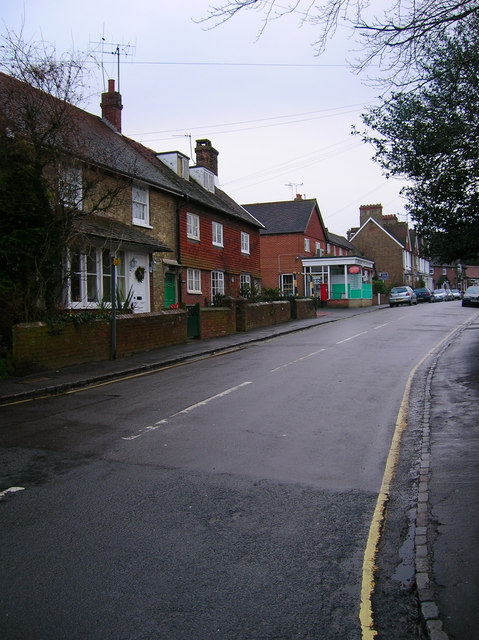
360 315 477 637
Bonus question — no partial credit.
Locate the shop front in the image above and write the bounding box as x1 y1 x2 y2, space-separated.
302 256 375 307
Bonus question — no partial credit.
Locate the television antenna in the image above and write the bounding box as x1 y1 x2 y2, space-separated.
285 182 303 199
173 133 193 159
90 34 136 93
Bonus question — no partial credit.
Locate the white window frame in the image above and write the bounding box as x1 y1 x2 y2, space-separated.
304 238 310 252
212 221 224 247
240 273 251 289
60 165 83 210
186 212 200 240
187 268 202 293
68 249 126 308
241 232 250 255
280 273 295 296
211 271 225 299
132 182 150 227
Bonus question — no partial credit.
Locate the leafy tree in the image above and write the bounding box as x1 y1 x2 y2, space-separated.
200 0 479 86
358 15 479 263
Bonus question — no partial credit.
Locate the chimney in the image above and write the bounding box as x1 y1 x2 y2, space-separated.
195 139 218 176
295 193 303 200
360 203 383 227
101 79 123 132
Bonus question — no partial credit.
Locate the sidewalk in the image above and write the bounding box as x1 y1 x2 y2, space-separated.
0 305 385 403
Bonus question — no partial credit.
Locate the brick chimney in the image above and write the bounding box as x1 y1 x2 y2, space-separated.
360 203 383 227
195 139 218 176
101 79 122 132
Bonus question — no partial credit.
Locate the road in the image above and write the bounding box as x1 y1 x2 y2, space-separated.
0 301 474 639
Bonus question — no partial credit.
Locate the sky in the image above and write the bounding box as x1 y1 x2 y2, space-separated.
2 0 409 237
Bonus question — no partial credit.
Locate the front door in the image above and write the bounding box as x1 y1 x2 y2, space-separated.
128 252 149 313
164 273 176 308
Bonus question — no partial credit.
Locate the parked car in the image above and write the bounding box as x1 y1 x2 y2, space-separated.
431 288 447 302
462 285 479 307
413 287 432 303
450 289 462 300
389 286 418 307
444 289 455 301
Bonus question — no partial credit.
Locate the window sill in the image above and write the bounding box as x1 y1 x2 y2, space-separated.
133 220 153 229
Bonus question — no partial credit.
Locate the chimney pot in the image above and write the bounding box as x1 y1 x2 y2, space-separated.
101 79 123 132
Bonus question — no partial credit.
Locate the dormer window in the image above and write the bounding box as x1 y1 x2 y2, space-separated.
190 166 215 193
157 152 190 179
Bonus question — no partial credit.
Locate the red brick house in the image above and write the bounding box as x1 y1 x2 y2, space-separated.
173 139 264 306
243 196 354 296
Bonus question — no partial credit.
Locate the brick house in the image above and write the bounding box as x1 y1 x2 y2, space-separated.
348 204 431 289
242 196 354 296
168 139 264 306
1 72 262 314
430 261 479 290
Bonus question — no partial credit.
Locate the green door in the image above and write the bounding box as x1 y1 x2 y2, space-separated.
164 273 176 308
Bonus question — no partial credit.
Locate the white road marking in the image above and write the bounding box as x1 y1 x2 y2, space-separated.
0 486 25 499
336 331 369 344
270 348 326 372
122 381 253 441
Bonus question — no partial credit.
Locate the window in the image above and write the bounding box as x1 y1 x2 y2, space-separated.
132 183 149 226
211 271 225 299
241 232 250 255
326 243 331 254
212 222 223 247
102 249 126 300
304 238 310 252
187 268 201 293
280 274 295 296
240 273 251 290
186 212 200 240
69 249 125 307
60 165 82 210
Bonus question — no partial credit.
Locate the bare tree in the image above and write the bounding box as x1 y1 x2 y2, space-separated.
0 31 123 335
199 0 479 86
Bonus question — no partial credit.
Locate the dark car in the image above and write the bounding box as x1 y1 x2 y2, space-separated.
462 285 479 307
413 287 432 303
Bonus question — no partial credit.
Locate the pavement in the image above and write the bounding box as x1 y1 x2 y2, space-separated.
0 303 476 640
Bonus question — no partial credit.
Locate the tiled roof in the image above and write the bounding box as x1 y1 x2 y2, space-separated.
73 214 172 253
242 199 320 234
0 71 263 229
326 230 357 251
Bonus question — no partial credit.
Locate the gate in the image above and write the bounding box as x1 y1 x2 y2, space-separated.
187 303 200 338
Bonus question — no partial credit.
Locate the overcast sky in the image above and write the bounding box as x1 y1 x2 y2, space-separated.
3 0 408 236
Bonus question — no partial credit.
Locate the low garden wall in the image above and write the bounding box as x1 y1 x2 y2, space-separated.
12 310 187 373
199 306 236 340
236 300 291 332
11 298 319 373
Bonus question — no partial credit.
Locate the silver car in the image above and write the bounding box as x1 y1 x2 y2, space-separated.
432 288 447 302
389 286 418 307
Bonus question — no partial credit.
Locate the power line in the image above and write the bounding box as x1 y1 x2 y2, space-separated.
127 103 368 138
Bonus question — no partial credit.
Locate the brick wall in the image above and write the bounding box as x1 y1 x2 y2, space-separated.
352 223 405 286
12 311 187 373
236 300 291 331
293 298 317 319
199 307 236 340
